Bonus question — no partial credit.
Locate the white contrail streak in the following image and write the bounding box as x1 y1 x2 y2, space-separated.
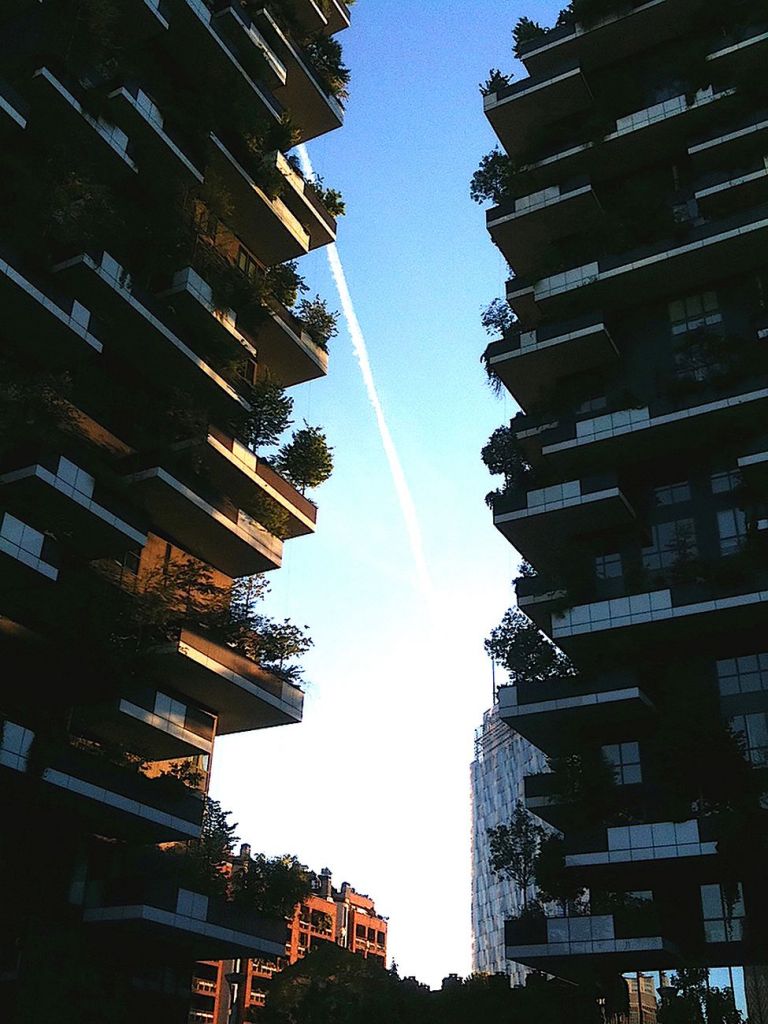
297 145 433 602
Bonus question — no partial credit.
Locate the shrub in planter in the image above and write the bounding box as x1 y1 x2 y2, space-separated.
294 295 339 350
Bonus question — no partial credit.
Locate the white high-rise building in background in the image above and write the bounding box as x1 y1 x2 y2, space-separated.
470 704 546 984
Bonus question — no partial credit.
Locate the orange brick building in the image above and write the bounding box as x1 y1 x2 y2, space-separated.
189 856 388 1022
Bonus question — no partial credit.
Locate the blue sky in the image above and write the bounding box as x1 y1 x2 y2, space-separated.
212 0 563 987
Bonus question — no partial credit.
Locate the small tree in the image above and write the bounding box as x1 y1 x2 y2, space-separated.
239 371 294 450
182 798 239 897
534 834 585 914
232 853 313 919
481 424 531 505
276 424 334 492
513 17 546 57
481 298 516 338
479 68 513 96
484 608 574 685
470 149 515 205
488 803 545 911
295 294 339 349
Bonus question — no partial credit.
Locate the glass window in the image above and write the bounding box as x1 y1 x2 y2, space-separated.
700 883 745 943
603 742 642 785
237 246 261 281
654 482 691 505
732 712 768 766
716 654 768 696
0 513 44 559
595 552 623 580
717 508 747 556
642 519 697 571
711 470 742 494
669 291 721 335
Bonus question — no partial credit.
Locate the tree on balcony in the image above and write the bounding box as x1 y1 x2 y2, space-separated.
275 424 334 493
488 802 546 912
238 371 294 450
232 852 313 919
484 607 574 685
295 294 340 350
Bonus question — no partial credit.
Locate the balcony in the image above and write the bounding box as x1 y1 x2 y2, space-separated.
250 299 329 386
254 8 344 143
206 136 331 263
689 111 768 171
695 156 768 216
507 204 768 326
484 59 592 161
159 264 258 362
523 771 578 829
72 686 216 761
326 0 351 35
0 454 146 558
543 573 768 660
122 465 283 577
517 0 698 77
212 3 287 90
151 628 304 734
83 879 288 959
0 721 204 841
28 67 137 177
107 83 203 183
517 86 730 194
706 21 768 74
484 314 617 412
171 426 317 539
0 251 103 362
0 79 28 134
0 511 59 583
52 251 247 415
504 909 676 978
564 819 717 876
161 0 282 127
493 472 636 567
498 671 653 755
487 176 602 274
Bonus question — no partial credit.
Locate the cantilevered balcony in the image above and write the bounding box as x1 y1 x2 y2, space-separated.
107 83 203 183
72 687 216 761
493 472 636 567
695 156 768 216
484 59 592 160
0 251 103 362
212 3 287 89
159 264 258 362
83 879 288 959
207 136 332 262
504 909 676 979
484 314 617 411
254 8 344 143
325 0 351 34
523 771 574 829
0 79 28 134
171 426 317 539
122 465 283 577
0 454 146 558
507 204 768 326
517 0 699 77
523 380 768 477
151 628 304 733
564 819 717 877
487 176 602 274
250 300 329 386
28 67 137 176
53 251 247 415
0 721 204 841
705 21 768 75
516 85 730 194
498 671 653 755
161 0 282 126
0 511 59 583
539 574 768 661
689 111 768 172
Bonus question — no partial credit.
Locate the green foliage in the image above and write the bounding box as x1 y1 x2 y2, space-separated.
534 834 585 910
0 362 75 455
181 797 240 898
295 294 340 349
303 34 351 103
470 148 516 205
545 745 618 828
481 298 516 338
481 424 532 506
232 853 313 919
488 802 545 909
484 607 574 685
479 69 513 96
238 371 294 450
658 969 744 1024
276 424 334 492
265 260 309 308
513 17 546 57
307 175 346 216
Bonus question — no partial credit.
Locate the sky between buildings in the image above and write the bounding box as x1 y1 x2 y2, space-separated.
211 0 563 988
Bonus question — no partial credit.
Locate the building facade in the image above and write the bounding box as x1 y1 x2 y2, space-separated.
192 863 388 1021
0 1 350 1020
470 704 546 984
478 0 768 1016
